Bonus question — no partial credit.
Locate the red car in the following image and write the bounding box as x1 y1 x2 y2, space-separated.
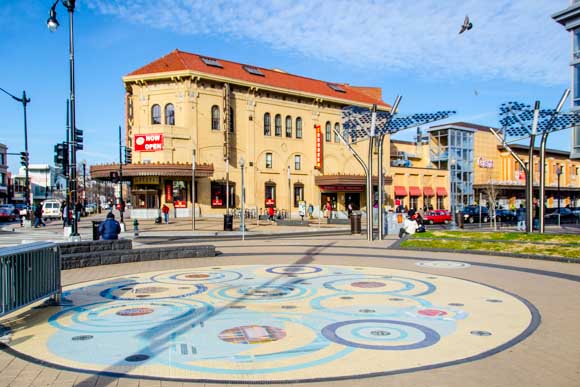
0 206 16 222
424 210 452 225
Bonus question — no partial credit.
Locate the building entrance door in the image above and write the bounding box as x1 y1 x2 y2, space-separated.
345 193 360 211
321 193 337 212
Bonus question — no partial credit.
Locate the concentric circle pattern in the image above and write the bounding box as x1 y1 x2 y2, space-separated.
6 264 534 383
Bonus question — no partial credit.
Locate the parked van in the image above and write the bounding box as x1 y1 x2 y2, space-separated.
42 200 62 220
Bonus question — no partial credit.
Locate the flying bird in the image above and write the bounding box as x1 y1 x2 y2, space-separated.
459 15 473 34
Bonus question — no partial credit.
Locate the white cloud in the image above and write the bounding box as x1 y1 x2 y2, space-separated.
87 0 570 85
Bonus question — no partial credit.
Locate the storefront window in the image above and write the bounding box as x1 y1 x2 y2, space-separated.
211 181 235 208
293 184 304 207
409 196 419 210
132 190 158 209
173 180 187 207
437 196 445 210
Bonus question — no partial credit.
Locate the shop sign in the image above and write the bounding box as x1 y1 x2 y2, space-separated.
212 197 223 206
174 200 186 208
395 199 401 206
134 133 164 152
266 198 275 206
133 176 159 185
477 157 494 169
319 185 364 192
315 125 323 170
165 181 173 202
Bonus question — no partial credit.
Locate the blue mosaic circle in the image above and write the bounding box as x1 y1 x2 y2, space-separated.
266 265 323 275
321 319 440 350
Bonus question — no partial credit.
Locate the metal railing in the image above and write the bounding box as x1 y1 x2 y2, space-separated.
1 242 61 317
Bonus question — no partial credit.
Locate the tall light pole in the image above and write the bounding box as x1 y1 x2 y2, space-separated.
118 125 124 224
192 149 196 231
82 160 86 205
0 87 30 220
48 0 80 237
287 165 291 219
556 164 563 213
239 157 245 240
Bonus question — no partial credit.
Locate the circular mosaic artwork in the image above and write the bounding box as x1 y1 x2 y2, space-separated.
5 264 537 383
416 261 472 269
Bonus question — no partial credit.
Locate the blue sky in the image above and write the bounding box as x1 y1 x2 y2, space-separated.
0 0 573 175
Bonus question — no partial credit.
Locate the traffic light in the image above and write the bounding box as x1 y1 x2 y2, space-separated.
110 171 119 183
54 143 65 166
20 151 29 167
74 128 83 150
124 147 132 164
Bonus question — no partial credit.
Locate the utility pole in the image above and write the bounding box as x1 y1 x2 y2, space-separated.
118 125 124 224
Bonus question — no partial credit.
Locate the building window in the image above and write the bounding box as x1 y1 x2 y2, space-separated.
211 105 220 130
211 181 235 208
410 196 419 210
265 153 272 169
275 114 282 136
172 180 187 204
294 154 301 170
264 113 271 136
325 121 331 142
286 115 292 137
265 183 276 207
151 104 161 125
296 117 303 139
165 103 175 125
293 184 304 207
334 123 340 142
229 107 235 132
437 196 445 210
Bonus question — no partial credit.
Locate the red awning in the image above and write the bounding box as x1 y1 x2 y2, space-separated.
409 186 422 197
394 186 407 196
436 187 448 196
423 187 435 196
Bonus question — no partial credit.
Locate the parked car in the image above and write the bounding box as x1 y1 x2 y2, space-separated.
0 204 18 217
41 200 62 220
544 208 579 223
494 209 516 222
85 203 97 214
424 210 452 224
462 206 490 223
0 206 16 222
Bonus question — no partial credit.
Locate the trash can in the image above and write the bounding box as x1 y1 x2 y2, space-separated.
350 212 361 234
92 220 102 240
223 214 234 231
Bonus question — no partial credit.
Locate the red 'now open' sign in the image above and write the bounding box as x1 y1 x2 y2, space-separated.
134 133 164 152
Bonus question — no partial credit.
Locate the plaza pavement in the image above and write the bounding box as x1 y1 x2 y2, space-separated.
1 234 580 386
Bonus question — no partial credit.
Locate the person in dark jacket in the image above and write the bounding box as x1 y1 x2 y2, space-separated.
98 212 121 240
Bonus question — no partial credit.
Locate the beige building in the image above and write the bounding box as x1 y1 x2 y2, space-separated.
91 50 450 219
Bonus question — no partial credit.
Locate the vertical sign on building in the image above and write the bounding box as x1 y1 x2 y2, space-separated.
315 124 323 170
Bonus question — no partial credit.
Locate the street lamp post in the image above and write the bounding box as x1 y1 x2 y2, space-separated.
82 160 86 205
287 165 291 220
192 149 196 231
556 164 563 213
48 0 80 237
0 87 30 220
239 158 245 240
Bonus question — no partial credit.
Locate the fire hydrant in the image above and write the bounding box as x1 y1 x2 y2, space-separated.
133 218 139 237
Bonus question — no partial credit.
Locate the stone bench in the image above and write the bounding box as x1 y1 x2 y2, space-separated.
59 239 132 255
327 218 350 225
275 219 310 227
60 245 216 270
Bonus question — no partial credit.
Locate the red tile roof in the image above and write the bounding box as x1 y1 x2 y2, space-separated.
126 49 389 108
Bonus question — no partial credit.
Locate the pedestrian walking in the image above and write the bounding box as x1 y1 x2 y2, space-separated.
98 212 121 240
516 204 525 231
33 205 46 228
162 204 170 224
75 201 83 223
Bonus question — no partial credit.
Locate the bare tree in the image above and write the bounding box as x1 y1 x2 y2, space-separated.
483 179 500 230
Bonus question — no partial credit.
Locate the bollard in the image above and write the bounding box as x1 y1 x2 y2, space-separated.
133 218 139 237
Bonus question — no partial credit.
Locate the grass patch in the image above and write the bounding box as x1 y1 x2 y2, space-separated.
419 230 580 245
401 238 580 260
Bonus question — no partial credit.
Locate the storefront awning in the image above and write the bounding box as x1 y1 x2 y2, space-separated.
409 186 422 197
436 187 448 196
394 186 407 196
90 162 214 180
423 187 435 196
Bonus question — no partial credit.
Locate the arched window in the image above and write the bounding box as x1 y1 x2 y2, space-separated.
285 115 292 137
334 123 340 142
151 104 161 125
275 114 282 136
229 107 235 132
165 103 175 125
211 105 220 130
264 113 271 136
325 121 331 142
296 117 303 139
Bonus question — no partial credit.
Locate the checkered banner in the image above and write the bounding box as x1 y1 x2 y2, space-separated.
341 106 455 142
499 101 580 137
